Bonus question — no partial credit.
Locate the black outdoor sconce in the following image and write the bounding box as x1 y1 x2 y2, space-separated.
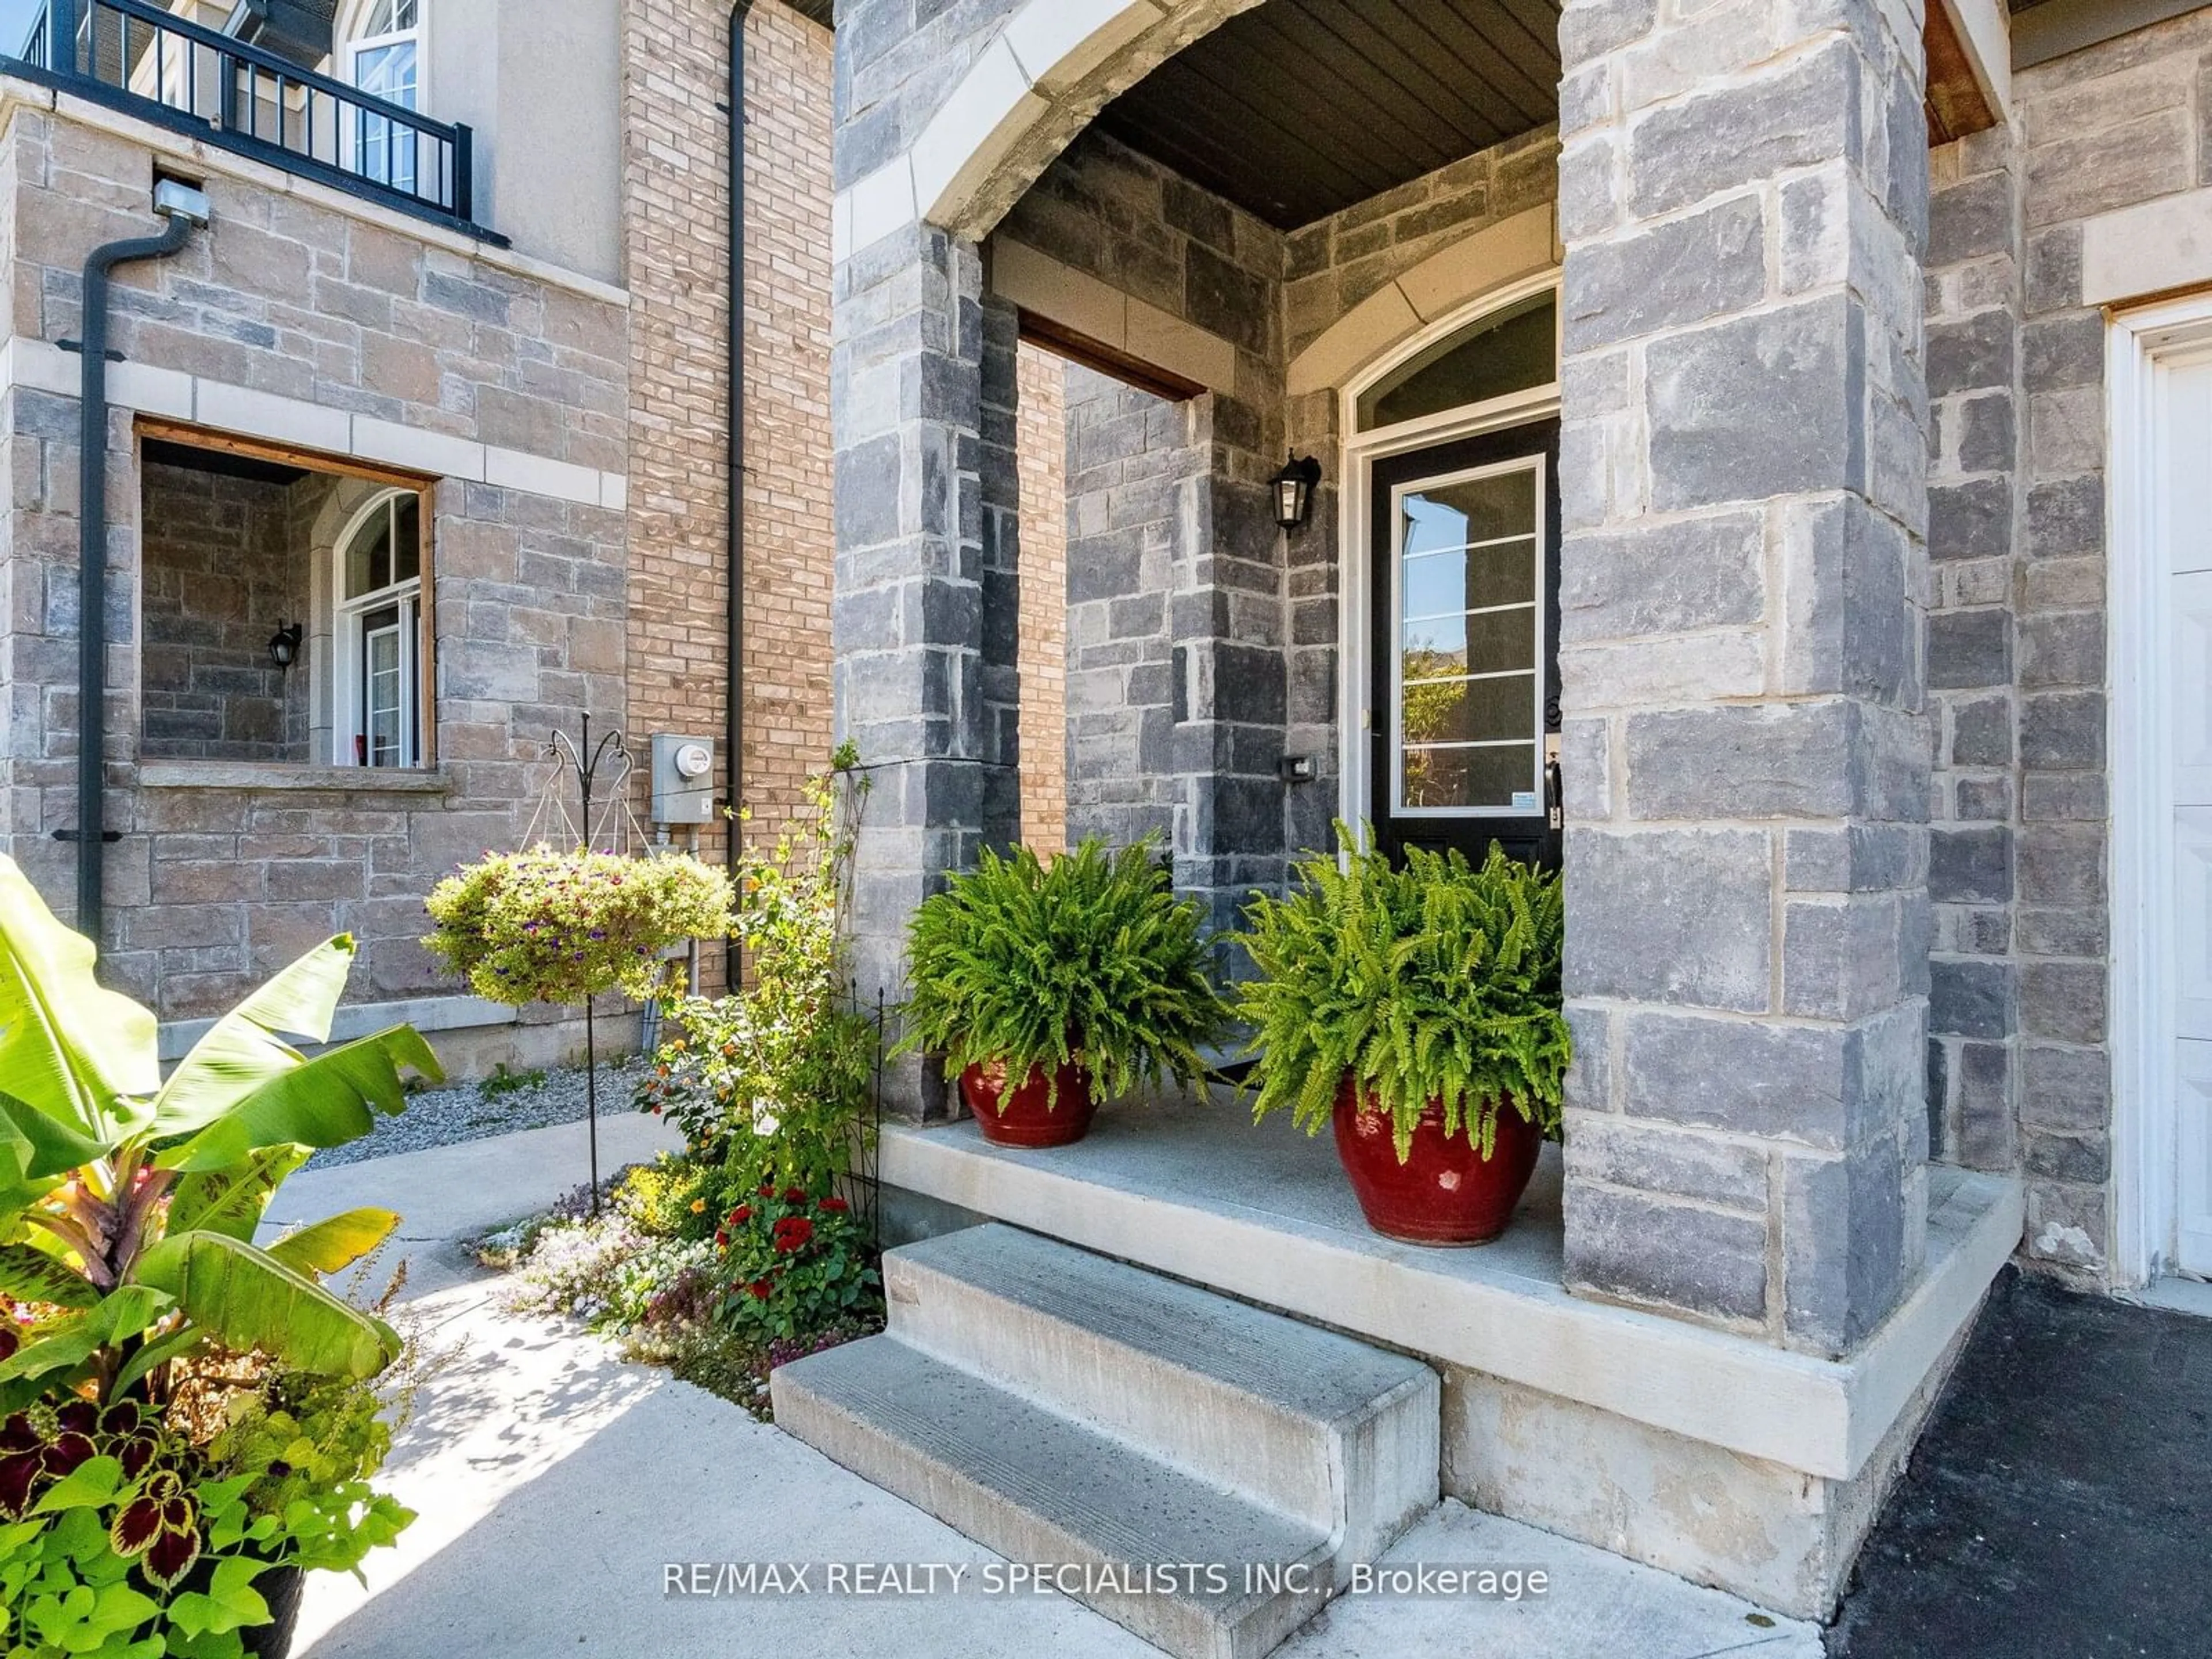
1272 453 1322 531
268 622 304 670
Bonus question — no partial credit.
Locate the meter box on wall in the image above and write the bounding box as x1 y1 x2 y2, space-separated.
650 734 718 826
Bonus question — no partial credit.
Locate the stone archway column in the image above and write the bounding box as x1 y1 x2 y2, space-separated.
833 226 1017 1119
1554 0 1933 1355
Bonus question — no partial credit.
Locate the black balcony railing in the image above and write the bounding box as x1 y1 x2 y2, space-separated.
8 0 491 237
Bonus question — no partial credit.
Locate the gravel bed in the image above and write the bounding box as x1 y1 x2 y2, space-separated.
307 1058 653 1169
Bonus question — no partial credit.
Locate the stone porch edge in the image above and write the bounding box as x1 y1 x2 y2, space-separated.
878 1124 2024 1484
0 336 628 512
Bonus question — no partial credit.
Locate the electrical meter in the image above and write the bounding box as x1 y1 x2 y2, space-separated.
649 734 718 825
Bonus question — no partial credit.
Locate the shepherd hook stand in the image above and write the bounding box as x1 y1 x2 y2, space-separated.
547 714 632 1215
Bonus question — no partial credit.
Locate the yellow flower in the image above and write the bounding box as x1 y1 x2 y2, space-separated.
689 1198 707 1214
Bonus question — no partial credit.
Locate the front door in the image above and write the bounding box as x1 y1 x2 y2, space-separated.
1369 421 1562 868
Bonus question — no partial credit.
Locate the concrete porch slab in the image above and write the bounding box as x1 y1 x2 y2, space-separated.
881 1093 2023 1613
881 1094 2020 1486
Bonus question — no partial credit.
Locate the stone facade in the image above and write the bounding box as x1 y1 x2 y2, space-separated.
999 131 1291 927
1552 0 1934 1355
0 92 632 1022
1910 5 2212 1279
1013 339 1067 851
0 0 839 1052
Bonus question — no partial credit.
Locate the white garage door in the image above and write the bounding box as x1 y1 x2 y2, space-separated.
2161 355 2212 1277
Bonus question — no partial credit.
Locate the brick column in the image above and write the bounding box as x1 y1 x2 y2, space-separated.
833 225 1010 1118
1554 0 1932 1354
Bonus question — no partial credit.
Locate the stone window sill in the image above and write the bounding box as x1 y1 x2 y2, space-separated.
137 761 453 794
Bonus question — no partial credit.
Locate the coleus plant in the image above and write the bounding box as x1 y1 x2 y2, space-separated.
0 853 438 1525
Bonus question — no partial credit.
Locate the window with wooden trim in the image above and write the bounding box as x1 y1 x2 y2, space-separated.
135 420 436 771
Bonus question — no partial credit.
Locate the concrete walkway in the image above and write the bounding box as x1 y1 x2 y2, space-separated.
275 1120 1820 1659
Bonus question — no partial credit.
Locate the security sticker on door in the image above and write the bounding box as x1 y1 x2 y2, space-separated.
1510 791 1540 812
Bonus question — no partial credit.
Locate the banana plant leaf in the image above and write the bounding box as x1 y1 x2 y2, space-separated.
0 1088 105 1188
156 1028 442 1173
0 1240 97 1307
166 1145 314 1243
151 937 359 1138
132 1232 400 1381
264 1208 400 1278
0 855 158 1141
0 1285 173 1386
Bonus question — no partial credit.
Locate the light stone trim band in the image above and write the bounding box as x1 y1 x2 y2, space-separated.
2 337 630 511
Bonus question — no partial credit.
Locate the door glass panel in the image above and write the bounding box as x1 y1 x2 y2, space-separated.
1358 293 1557 432
1402 745 1533 812
1393 460 1543 816
1402 674 1536 746
363 611 403 768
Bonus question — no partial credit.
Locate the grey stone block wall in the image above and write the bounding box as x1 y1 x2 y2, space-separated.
832 219 998 1119
1924 126 2024 1178
1991 13 2212 1275
138 464 324 764
998 131 1296 935
1554 0 1933 1355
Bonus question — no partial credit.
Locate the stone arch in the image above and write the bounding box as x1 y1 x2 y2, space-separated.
1286 204 1562 399
843 0 1272 253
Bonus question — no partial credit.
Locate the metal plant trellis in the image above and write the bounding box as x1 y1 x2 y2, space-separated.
527 713 638 1214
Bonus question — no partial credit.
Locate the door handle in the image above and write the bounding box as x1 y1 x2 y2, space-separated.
1544 734 1563 832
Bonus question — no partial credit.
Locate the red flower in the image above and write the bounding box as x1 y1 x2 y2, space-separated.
747 1279 772 1300
782 1187 806 1203
771 1216 815 1254
818 1196 850 1214
729 1205 752 1225
714 1230 729 1248
757 1184 774 1198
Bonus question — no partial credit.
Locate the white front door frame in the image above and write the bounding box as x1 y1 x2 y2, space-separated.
2107 291 2212 1287
1335 272 1562 835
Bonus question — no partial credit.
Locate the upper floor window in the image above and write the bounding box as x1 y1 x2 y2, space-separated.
346 0 423 192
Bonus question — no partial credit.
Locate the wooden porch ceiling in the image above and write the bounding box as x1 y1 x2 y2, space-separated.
1097 0 1564 232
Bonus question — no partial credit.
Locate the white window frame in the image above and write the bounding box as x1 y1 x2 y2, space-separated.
340 0 427 193
332 489 427 771
1338 271 1563 835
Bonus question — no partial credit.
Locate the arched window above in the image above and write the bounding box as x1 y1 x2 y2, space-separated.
1355 291 1558 435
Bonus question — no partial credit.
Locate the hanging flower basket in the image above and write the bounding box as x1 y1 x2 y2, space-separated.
422 845 735 1009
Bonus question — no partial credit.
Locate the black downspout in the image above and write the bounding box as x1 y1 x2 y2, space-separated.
727 0 755 986
74 210 198 946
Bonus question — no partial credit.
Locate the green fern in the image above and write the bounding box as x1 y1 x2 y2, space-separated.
892 839 1230 1114
1233 825 1570 1162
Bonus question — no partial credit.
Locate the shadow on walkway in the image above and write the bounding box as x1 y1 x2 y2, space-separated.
1830 1267 2212 1657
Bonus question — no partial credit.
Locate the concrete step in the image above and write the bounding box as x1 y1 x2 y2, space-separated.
772 1335 1338 1659
883 1224 1439 1571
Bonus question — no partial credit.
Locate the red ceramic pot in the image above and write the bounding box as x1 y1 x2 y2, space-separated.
960 1061 1097 1148
1330 1075 1543 1245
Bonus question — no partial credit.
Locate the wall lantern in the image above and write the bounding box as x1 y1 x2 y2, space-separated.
1272 453 1322 531
268 622 304 670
